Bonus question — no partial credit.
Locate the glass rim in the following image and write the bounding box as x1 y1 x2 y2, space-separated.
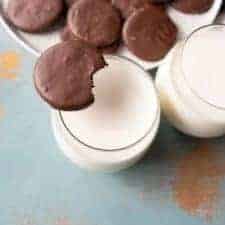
58 55 160 152
180 23 225 111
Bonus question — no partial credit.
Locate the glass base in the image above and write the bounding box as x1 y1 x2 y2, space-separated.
51 111 160 173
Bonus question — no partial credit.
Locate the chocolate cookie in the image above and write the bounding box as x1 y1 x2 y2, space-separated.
68 0 122 47
123 6 177 61
112 0 151 18
172 0 214 14
65 0 110 7
60 26 77 41
100 41 121 54
7 0 64 33
34 40 106 110
60 26 120 53
64 0 78 7
150 0 172 3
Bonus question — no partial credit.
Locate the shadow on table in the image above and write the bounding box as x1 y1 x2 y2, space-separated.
113 116 225 199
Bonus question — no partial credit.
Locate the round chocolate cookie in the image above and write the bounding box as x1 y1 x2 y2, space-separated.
112 0 151 18
68 0 122 47
100 41 121 54
150 0 172 3
64 0 78 7
34 40 106 110
60 26 77 41
123 6 177 61
65 0 110 7
60 6 120 52
60 26 120 53
172 0 214 14
7 0 64 32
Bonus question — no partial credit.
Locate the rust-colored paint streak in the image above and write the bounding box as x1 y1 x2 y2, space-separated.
0 51 20 70
55 217 71 225
0 51 21 80
0 72 17 80
0 105 4 119
173 142 225 219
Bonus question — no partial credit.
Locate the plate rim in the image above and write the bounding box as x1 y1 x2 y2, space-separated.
0 0 222 68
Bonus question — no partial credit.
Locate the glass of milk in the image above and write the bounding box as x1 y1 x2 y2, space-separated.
156 24 225 138
52 55 160 172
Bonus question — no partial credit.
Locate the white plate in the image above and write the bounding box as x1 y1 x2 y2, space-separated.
0 0 222 70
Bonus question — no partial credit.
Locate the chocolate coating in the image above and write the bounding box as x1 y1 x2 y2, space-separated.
172 0 214 14
7 0 64 32
123 6 177 61
60 26 120 54
100 41 121 54
60 26 77 41
112 0 152 18
65 0 110 7
34 40 106 110
68 0 122 47
64 0 78 7
150 0 172 3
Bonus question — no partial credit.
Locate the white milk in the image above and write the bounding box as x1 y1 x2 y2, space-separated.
52 56 160 172
156 25 225 138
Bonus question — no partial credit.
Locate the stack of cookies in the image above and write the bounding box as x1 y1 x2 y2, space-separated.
6 0 215 61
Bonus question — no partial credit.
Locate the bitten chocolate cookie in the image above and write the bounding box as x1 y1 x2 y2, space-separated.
172 0 214 14
68 0 122 47
112 0 151 18
34 40 106 110
7 0 64 32
123 6 177 61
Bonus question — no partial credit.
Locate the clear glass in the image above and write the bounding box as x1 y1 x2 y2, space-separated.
172 24 225 123
156 24 225 137
52 55 160 172
58 55 160 152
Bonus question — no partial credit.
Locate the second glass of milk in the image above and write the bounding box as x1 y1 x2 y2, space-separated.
156 24 225 138
52 56 160 172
